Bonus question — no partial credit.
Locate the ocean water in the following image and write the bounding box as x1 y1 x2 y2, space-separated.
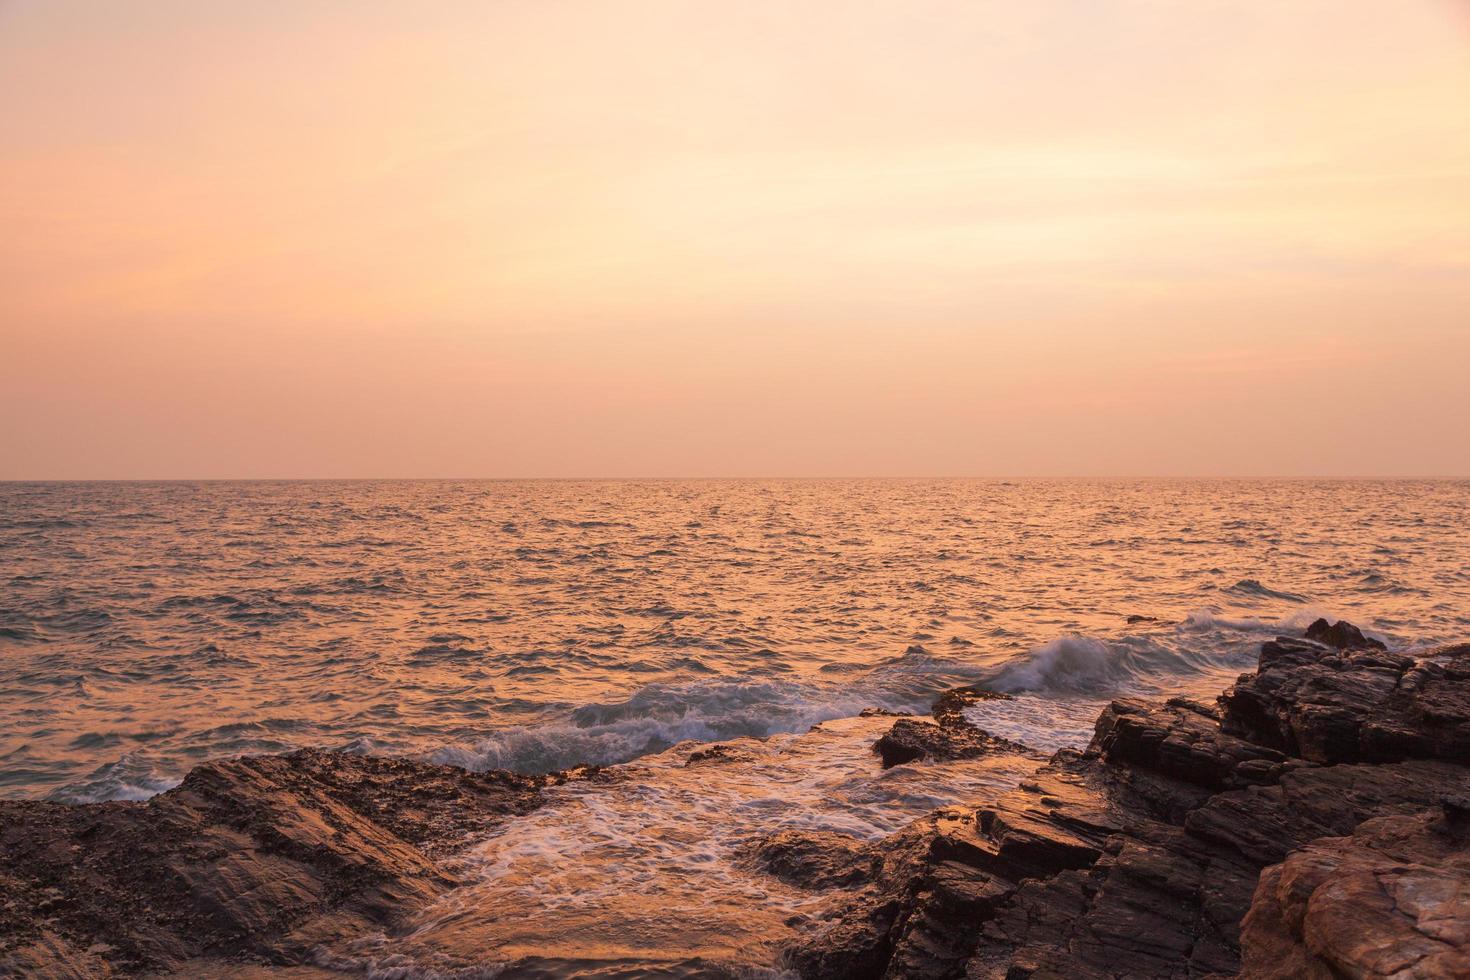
2 478 1468 808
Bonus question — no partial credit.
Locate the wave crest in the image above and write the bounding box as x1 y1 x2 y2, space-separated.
433 652 986 774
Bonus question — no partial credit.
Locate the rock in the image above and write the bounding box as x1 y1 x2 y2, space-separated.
971 821 1257 979
872 685 1038 768
684 743 757 766
780 633 1470 980
1088 696 1293 792
1240 810 1470 979
1221 634 1470 764
931 684 1011 728
745 830 878 890
1183 759 1467 867
783 810 1021 980
873 718 1036 768
787 760 1129 979
0 749 567 976
1304 616 1386 650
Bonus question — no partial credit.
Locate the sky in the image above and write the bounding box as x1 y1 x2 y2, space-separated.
2 1 1469 478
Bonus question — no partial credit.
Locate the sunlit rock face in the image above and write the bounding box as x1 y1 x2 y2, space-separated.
1241 808 1470 980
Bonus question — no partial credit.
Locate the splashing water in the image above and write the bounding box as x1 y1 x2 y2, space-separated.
320 715 1040 978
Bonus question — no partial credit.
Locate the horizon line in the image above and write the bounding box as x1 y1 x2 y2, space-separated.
3 475 1468 483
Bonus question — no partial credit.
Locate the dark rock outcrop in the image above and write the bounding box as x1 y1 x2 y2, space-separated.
684 742 758 766
1304 616 1386 650
0 749 583 977
745 830 879 890
930 684 1011 728
1090 696 1298 793
873 718 1038 769
781 623 1470 980
872 685 1040 768
1220 635 1470 764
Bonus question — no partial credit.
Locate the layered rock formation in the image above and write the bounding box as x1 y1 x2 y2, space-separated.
778 623 1470 979
0 749 593 977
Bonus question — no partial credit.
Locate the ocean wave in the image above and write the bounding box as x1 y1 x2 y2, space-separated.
0 623 45 643
46 753 181 804
978 630 1253 697
980 605 1400 699
1178 607 1325 634
432 652 984 775
1223 578 1310 603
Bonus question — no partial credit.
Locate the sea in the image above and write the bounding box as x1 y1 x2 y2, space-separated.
2 479 1467 973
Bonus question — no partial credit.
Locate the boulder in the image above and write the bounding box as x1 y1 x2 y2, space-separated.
872 685 1039 768
1304 616 1386 650
873 718 1036 768
745 830 878 890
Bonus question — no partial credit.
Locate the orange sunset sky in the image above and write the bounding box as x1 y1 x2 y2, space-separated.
2 1 1469 478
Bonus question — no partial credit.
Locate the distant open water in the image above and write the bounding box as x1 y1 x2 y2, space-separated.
2 479 1467 802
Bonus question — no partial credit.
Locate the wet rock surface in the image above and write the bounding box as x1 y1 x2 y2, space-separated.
872 718 1038 769
784 623 1470 979
0 749 575 977
745 829 879 890
1303 616 1387 651
872 686 1041 768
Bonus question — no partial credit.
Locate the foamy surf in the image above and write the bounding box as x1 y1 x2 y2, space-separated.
327 715 1039 978
962 695 1102 754
428 608 1335 778
431 651 990 774
53 610 1382 799
43 753 182 804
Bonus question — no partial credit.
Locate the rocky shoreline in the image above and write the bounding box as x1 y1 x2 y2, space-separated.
779 620 1469 978
3 619 1467 978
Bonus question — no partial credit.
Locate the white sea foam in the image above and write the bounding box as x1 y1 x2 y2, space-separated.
345 715 1037 977
433 652 988 774
45 752 182 804
962 695 1102 754
1178 607 1325 634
